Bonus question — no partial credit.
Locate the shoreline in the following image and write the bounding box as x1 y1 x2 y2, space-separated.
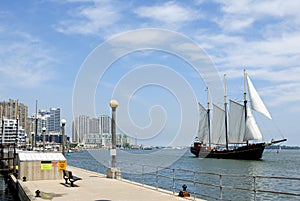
8 165 203 201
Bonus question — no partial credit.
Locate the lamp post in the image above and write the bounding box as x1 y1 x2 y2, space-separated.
61 119 66 156
42 127 46 152
109 100 118 168
31 132 34 150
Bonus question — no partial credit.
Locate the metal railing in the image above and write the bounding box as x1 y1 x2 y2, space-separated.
114 161 300 201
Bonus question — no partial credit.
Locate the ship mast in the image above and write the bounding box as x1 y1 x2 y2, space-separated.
224 74 229 150
243 69 248 145
243 69 248 120
207 87 211 149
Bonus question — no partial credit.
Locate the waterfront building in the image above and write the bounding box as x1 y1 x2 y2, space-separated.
86 117 101 146
46 108 61 144
117 133 130 148
29 111 49 142
100 115 110 135
0 101 62 147
72 115 89 143
89 117 100 134
72 115 101 146
72 121 76 142
0 99 28 134
99 115 111 147
37 108 61 133
18 127 26 146
0 118 26 147
72 114 130 148
29 108 61 144
48 108 61 133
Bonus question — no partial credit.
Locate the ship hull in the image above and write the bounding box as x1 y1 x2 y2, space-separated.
190 143 265 160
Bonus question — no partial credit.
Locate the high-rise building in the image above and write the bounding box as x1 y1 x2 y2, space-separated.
32 110 50 135
29 108 61 144
89 117 100 135
100 115 110 135
48 108 60 133
85 117 101 145
0 119 26 146
0 99 28 134
72 121 76 142
36 108 60 133
72 115 110 145
72 114 129 148
72 115 89 143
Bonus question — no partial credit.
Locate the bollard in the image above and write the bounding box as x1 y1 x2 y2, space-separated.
35 190 40 197
22 176 26 182
179 184 190 197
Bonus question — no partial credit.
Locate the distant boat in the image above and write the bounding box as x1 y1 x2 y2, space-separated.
276 146 281 154
142 146 153 150
190 70 287 160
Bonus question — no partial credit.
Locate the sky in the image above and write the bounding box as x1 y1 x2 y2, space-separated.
0 0 299 146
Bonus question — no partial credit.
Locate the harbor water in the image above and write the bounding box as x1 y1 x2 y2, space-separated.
0 174 19 201
67 148 299 201
0 149 298 200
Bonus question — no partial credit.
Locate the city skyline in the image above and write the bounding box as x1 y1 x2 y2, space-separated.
0 98 127 147
0 99 118 143
0 1 299 146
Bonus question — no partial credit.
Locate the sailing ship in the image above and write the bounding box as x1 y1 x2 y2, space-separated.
190 70 286 160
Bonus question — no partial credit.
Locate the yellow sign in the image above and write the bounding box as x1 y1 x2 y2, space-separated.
58 161 66 170
41 161 52 170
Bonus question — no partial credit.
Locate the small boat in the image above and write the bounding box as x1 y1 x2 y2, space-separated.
142 146 153 150
276 146 281 154
190 70 286 160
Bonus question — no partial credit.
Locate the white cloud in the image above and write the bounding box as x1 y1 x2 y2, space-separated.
263 81 300 106
216 16 254 32
0 31 56 88
214 0 300 33
209 31 300 71
134 2 200 25
195 0 300 106
52 0 300 109
218 0 300 18
54 1 120 35
53 1 200 35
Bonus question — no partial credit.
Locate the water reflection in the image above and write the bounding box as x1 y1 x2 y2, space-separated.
67 149 300 201
0 174 19 201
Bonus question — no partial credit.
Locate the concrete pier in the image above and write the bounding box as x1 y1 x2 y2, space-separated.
16 166 205 201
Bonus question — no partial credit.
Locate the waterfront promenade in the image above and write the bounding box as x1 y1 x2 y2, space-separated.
19 166 204 201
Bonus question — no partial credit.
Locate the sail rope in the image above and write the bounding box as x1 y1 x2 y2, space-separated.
251 109 285 142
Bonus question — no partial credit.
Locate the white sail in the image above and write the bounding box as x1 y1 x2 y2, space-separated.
244 107 263 141
247 76 272 119
212 104 226 144
229 100 245 143
197 103 209 143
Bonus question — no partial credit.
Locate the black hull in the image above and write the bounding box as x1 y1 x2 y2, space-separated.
190 143 265 160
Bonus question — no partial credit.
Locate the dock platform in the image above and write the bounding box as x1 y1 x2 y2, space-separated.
18 166 204 201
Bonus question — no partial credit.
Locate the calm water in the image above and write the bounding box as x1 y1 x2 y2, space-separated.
0 174 18 201
67 148 300 201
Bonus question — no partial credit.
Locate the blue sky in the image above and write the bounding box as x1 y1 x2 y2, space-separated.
0 0 299 146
